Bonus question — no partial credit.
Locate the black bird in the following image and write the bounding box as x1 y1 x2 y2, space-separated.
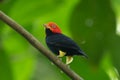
44 22 88 64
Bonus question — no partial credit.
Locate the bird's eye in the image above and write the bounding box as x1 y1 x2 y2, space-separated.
51 24 56 28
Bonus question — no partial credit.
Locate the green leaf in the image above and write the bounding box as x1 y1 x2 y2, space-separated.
69 0 116 66
69 0 120 79
0 52 13 80
0 24 13 80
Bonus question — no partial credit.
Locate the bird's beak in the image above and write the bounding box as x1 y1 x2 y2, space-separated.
43 24 50 29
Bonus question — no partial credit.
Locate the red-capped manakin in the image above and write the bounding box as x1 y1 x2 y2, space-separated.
43 22 88 64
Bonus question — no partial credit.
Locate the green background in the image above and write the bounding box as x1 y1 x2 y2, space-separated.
0 0 120 80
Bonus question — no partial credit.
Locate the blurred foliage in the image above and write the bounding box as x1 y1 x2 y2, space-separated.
0 0 120 80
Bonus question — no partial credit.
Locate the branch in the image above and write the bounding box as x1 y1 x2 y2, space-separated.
0 11 83 80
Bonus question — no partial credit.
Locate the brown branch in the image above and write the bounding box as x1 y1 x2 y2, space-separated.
0 11 83 80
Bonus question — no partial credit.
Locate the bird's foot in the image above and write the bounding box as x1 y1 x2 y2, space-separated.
57 50 66 58
66 56 73 65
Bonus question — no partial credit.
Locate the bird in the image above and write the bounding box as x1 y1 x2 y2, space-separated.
43 22 88 64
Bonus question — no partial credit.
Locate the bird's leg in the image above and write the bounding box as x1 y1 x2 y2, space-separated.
66 56 73 65
57 50 66 58
57 50 66 57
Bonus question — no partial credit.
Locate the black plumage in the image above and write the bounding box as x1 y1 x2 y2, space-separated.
45 29 88 58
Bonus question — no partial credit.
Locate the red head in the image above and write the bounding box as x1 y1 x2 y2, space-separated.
44 22 62 34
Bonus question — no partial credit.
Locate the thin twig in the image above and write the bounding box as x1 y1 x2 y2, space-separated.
0 11 83 80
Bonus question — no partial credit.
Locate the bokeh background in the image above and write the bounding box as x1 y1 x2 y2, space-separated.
0 0 120 80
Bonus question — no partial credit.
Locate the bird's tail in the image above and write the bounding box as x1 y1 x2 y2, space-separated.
79 50 88 59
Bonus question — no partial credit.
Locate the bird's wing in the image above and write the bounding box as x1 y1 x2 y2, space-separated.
46 34 88 57
46 34 80 50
